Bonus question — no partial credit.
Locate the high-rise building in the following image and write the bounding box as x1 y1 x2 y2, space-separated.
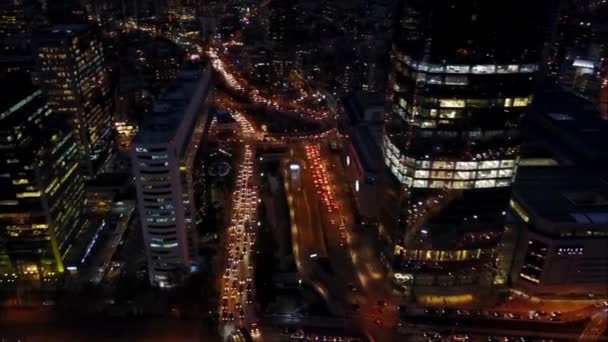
383 0 549 304
35 24 113 176
0 0 45 39
0 0 45 77
268 0 291 43
0 74 85 284
131 62 212 288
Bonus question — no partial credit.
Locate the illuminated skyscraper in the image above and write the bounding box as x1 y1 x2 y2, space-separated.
131 62 212 288
384 0 549 303
0 74 85 284
35 24 112 176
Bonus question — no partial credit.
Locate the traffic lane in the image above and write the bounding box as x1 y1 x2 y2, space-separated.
316 146 400 340
297 151 329 258
579 309 608 341
300 145 398 340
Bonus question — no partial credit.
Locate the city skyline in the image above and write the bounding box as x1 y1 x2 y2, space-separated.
0 0 606 341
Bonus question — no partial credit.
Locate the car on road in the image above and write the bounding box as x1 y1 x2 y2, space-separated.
374 319 383 327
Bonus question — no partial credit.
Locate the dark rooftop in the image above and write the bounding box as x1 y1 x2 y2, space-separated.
37 24 91 39
514 167 608 224
530 84 608 165
0 73 38 116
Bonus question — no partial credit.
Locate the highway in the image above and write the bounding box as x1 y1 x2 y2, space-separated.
580 308 608 341
217 116 262 341
279 141 401 341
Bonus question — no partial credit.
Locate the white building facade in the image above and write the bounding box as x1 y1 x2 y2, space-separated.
131 63 212 288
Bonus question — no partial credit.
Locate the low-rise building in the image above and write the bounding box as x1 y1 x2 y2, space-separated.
508 167 608 299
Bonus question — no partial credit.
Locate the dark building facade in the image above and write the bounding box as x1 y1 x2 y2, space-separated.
0 76 85 284
383 0 549 303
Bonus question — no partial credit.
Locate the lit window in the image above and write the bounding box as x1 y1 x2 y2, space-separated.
513 97 530 107
456 161 478 170
439 99 465 108
432 161 455 169
398 98 407 109
439 110 458 119
16 191 41 198
455 171 475 180
475 180 496 188
445 76 468 85
413 180 428 188
429 64 444 72
430 180 448 188
520 64 536 72
446 65 470 73
477 170 497 179
472 65 496 74
498 169 513 178
420 120 436 128
414 170 429 178
428 75 442 84
479 160 500 169
500 160 516 168
496 179 511 187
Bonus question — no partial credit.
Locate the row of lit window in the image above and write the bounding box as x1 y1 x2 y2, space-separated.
149 242 179 249
397 97 531 111
385 141 517 170
394 65 470 86
411 169 514 180
388 166 513 189
394 50 538 75
394 245 483 261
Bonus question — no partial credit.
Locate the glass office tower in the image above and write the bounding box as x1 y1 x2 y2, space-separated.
384 0 548 303
0 75 85 284
35 24 112 176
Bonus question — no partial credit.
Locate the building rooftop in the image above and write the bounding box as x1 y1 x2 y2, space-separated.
37 24 91 39
530 84 608 165
513 167 608 224
134 61 209 145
